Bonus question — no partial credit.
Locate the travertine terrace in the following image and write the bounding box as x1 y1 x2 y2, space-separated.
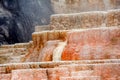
0 0 120 80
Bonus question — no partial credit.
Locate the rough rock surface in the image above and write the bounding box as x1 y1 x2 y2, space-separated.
35 25 51 32
0 62 120 80
0 1 120 80
50 9 120 30
0 0 120 45
0 42 31 64
0 0 53 45
22 27 120 62
62 27 120 60
51 0 120 14
11 69 47 80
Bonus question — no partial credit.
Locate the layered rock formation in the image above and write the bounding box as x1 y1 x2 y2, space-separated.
0 42 32 64
0 60 120 80
0 0 120 80
50 9 120 30
21 9 120 62
0 0 120 45
0 9 119 63
62 27 120 60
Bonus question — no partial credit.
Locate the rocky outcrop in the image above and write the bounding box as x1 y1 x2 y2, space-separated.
0 0 53 45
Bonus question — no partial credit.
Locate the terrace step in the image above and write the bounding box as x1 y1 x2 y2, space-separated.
25 27 120 62
0 49 13 54
60 76 101 80
0 73 11 80
0 60 120 80
0 48 27 55
59 63 120 80
71 70 94 76
47 67 70 80
0 55 25 64
9 55 25 63
11 69 47 80
35 25 51 32
0 53 13 56
50 9 120 30
0 42 30 49
0 59 119 73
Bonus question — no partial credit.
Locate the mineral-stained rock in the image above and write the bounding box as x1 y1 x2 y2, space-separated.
32 30 67 48
62 27 120 60
93 64 120 80
48 68 70 80
0 62 120 80
0 56 11 64
11 69 47 80
22 27 120 62
71 70 94 76
23 30 67 62
0 59 119 74
60 76 101 80
0 73 11 80
59 63 120 79
0 42 32 64
0 0 119 45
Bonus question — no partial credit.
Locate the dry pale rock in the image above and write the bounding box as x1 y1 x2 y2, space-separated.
51 0 117 14
35 25 51 32
11 69 47 80
106 9 120 27
50 12 106 30
0 74 11 80
48 68 70 80
60 76 100 80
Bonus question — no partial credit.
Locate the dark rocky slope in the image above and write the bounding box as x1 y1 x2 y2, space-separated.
0 0 53 45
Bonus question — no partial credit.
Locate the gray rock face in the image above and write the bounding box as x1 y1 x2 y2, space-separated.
0 0 53 45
